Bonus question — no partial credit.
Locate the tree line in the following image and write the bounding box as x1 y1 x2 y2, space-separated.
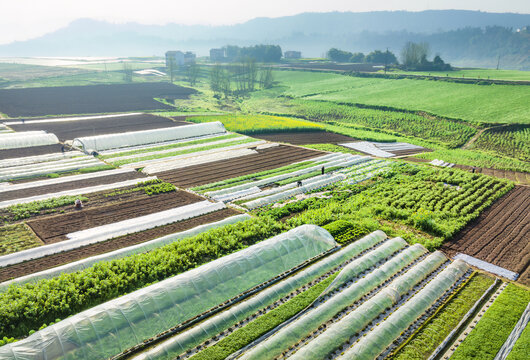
209 59 274 98
327 42 451 71
221 45 283 63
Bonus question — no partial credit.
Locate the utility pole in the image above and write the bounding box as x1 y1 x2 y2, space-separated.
496 54 501 70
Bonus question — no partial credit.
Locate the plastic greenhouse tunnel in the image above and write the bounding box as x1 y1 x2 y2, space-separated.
0 225 336 360
131 231 389 360
238 239 425 360
72 122 226 152
287 251 449 360
337 260 469 360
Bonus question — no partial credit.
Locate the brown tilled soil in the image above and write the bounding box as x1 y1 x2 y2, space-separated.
9 114 182 141
401 157 530 185
391 147 432 157
0 208 239 282
156 145 324 188
0 182 159 224
455 165 530 185
0 144 71 158
0 82 197 117
251 131 357 145
0 170 146 202
441 186 530 285
27 191 203 243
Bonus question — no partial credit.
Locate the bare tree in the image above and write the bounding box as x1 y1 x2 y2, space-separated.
167 57 177 83
185 62 200 86
122 62 133 83
401 42 430 67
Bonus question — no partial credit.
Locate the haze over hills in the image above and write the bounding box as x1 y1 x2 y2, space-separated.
1 10 529 69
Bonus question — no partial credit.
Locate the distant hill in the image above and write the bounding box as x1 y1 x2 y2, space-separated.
1 10 529 69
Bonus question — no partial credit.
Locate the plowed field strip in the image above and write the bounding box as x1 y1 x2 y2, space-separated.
0 171 146 202
441 186 530 283
27 191 203 243
0 144 69 159
9 114 180 141
157 145 324 188
0 208 239 283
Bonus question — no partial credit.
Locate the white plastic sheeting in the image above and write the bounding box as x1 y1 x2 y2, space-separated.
212 186 262 203
72 122 227 151
98 133 224 156
338 260 469 360
0 201 225 268
340 141 395 158
0 131 59 150
239 238 414 360
0 225 336 360
104 136 249 162
0 168 136 193
206 153 365 198
0 176 158 209
142 148 258 174
287 251 447 360
236 183 297 203
0 214 251 291
0 157 105 181
454 253 519 280
430 159 455 168
119 141 266 169
132 231 388 360
0 151 82 168
242 173 346 209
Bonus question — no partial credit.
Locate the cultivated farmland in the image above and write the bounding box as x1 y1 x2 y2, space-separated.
0 82 196 117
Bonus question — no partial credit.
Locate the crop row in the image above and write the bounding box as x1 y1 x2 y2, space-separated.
187 114 324 134
451 283 530 360
472 123 530 162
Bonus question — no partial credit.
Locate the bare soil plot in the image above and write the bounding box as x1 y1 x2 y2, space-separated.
156 145 324 188
27 190 203 243
455 165 530 186
0 83 196 117
441 186 530 285
0 208 239 283
0 170 146 202
8 114 181 141
0 144 70 158
251 131 357 145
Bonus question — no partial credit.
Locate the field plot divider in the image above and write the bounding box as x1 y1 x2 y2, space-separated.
494 300 530 360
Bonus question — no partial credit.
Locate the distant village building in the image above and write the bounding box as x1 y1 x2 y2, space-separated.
165 51 196 67
210 48 226 62
284 51 302 59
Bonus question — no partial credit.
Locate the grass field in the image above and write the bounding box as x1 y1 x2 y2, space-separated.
244 96 477 148
270 70 529 124
386 68 530 81
187 114 324 134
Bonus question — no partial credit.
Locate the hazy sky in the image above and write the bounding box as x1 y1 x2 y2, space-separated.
1 0 529 45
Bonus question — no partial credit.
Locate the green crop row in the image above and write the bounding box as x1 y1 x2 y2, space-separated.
4 195 89 221
391 273 495 359
471 124 530 162
190 273 337 360
0 217 285 339
451 283 530 360
0 224 42 256
288 99 477 148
